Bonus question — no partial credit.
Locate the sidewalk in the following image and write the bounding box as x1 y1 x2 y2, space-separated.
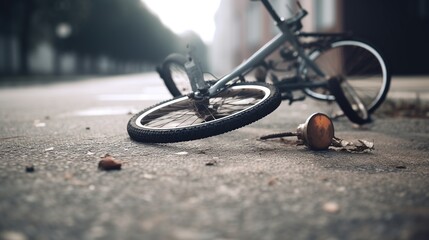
1 73 428 117
378 76 429 118
388 76 429 100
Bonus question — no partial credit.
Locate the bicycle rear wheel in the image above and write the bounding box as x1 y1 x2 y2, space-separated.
159 53 190 97
304 39 390 113
127 82 281 143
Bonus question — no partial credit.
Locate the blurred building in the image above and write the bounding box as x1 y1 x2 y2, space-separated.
210 0 340 76
211 0 429 76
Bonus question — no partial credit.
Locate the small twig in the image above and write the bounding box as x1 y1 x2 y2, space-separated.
259 132 297 140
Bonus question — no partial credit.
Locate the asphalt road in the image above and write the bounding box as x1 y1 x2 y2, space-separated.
0 73 428 240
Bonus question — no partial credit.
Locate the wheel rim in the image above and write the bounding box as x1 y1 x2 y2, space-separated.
341 80 369 120
135 85 271 130
169 63 191 94
306 40 388 111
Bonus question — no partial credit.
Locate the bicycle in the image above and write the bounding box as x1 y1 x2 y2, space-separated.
128 0 390 143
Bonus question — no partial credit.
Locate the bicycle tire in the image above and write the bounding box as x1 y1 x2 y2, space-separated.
159 53 189 97
127 82 281 143
328 78 371 125
304 39 390 113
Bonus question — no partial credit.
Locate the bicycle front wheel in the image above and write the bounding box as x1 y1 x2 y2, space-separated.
304 40 390 113
127 82 281 143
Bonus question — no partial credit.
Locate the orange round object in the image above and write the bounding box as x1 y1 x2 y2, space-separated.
297 113 334 150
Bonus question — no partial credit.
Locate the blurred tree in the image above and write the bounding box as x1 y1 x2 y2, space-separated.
1 0 188 75
67 0 182 74
0 0 89 75
0 0 19 75
42 0 90 74
0 0 33 75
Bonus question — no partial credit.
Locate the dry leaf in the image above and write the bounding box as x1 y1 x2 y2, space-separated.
268 177 278 186
98 154 122 171
330 137 374 153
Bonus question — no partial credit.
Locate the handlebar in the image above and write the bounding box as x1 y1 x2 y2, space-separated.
284 2 307 31
260 0 307 32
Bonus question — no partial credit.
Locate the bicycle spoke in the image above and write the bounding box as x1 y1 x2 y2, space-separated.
143 110 193 128
136 86 268 130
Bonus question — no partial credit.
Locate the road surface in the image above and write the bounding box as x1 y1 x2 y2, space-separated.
0 73 428 240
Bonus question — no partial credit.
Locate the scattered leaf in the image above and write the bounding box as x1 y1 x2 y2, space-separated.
98 159 122 171
330 137 374 153
332 137 356 148
85 127 90 130
396 165 406 169
358 139 374 148
98 154 122 171
355 139 375 152
268 177 278 186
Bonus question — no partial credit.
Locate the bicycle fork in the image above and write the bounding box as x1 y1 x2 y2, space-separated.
184 45 210 99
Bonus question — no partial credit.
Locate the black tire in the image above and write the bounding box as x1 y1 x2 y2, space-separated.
328 78 371 125
304 39 390 113
127 82 281 143
159 53 189 97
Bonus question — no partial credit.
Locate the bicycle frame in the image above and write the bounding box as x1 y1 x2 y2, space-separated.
207 0 326 96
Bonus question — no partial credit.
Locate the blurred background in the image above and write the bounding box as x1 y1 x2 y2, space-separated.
0 0 209 78
0 0 428 80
